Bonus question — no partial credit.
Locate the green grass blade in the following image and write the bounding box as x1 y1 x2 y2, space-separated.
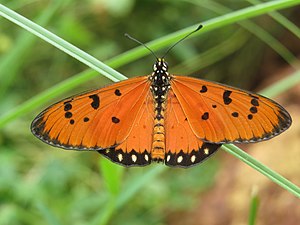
223 145 300 198
99 159 124 196
249 0 300 39
0 4 127 82
260 70 300 97
248 187 259 225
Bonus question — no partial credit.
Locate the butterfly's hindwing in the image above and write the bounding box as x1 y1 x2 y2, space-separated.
164 90 221 168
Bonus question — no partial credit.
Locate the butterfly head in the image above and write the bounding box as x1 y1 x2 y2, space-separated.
153 58 169 74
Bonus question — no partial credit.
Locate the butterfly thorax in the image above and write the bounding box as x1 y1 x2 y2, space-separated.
149 58 171 163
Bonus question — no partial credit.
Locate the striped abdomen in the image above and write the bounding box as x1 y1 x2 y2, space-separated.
151 102 166 162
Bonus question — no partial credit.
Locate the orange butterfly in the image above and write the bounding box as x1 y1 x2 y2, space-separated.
31 27 292 168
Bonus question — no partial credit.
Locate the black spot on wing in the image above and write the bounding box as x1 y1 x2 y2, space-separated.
112 116 120 123
64 103 72 111
89 94 100 109
65 112 72 118
200 85 208 93
251 98 259 106
201 112 209 120
114 89 122 96
223 90 232 105
232 112 239 117
250 106 258 114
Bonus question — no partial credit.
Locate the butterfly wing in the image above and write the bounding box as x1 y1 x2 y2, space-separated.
170 76 291 144
31 77 152 156
165 90 221 168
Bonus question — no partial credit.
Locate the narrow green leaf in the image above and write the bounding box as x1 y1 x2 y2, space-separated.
248 187 260 225
248 0 300 39
99 159 124 196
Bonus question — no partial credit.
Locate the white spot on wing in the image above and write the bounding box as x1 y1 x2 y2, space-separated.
204 148 210 155
167 154 171 162
191 155 196 163
177 156 183 163
144 154 149 161
131 154 137 162
117 153 123 162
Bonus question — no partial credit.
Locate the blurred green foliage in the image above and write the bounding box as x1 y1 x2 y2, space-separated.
0 0 299 224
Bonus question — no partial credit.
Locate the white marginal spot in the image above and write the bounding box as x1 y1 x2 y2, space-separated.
167 154 171 162
177 156 183 163
144 154 149 162
191 155 196 163
204 148 210 155
117 153 123 162
131 154 137 162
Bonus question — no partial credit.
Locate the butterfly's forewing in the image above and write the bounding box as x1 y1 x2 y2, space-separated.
31 77 151 153
171 76 292 144
164 90 221 167
98 93 154 166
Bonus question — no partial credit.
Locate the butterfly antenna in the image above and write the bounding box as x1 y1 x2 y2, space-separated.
162 24 203 59
125 33 159 60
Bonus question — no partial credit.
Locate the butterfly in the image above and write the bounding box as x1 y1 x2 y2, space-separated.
31 56 292 168
31 26 292 168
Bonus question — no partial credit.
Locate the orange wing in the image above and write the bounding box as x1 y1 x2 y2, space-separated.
170 76 291 144
31 77 152 158
165 90 221 167
98 93 154 166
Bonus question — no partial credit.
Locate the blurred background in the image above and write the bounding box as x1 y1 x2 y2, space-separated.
0 0 299 225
